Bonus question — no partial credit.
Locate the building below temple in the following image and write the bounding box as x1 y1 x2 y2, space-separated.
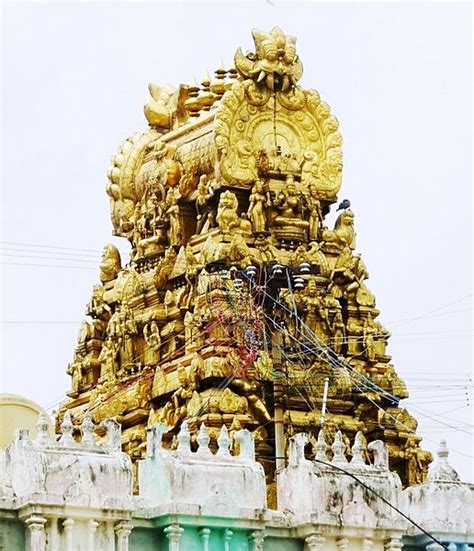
0 410 472 550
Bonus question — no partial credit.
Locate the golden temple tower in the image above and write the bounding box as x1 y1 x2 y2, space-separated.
60 27 431 490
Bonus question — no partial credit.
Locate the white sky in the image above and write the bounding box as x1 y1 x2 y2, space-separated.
1 1 472 481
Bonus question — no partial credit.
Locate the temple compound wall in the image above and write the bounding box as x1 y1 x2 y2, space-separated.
0 414 472 550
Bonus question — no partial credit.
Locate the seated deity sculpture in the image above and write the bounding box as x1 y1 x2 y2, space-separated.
271 175 309 238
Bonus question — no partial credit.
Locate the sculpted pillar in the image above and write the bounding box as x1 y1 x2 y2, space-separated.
25 515 47 551
164 524 184 551
87 520 99 551
49 517 59 551
63 518 75 551
249 530 265 551
200 527 211 551
224 529 234 551
385 538 403 551
115 521 133 551
106 521 115 551
305 533 326 550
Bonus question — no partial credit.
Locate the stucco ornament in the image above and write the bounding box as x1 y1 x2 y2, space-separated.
234 26 303 91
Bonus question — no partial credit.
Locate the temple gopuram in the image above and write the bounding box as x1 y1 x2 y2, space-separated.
60 26 431 494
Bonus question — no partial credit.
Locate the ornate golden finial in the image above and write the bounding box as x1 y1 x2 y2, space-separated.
216 59 226 74
201 70 211 88
199 71 215 111
210 61 227 97
184 76 201 117
234 26 303 91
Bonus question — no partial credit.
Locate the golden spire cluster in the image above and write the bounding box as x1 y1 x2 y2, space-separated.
63 28 430 493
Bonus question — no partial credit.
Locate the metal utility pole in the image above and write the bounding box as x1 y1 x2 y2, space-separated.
320 377 330 427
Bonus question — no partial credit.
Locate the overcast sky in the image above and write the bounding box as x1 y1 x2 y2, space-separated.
1 1 472 481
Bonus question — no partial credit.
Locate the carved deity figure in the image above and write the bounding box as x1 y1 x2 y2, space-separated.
148 191 164 233
99 244 122 284
229 234 253 268
98 339 118 381
133 202 149 240
117 301 138 370
305 184 324 240
143 321 161 365
297 278 329 344
405 438 424 486
230 379 271 423
363 316 377 362
271 175 309 236
301 150 322 189
165 189 183 246
168 366 196 426
329 247 354 293
274 175 302 219
184 243 200 281
331 310 346 355
86 284 110 320
247 179 267 232
346 317 364 356
184 311 196 353
154 246 177 290
67 354 84 396
195 175 216 234
372 320 390 356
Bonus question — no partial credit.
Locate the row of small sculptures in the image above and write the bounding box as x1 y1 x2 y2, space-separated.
123 173 353 259
68 258 388 401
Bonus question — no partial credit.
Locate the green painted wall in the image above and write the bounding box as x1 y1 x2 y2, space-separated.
177 527 252 550
130 525 304 551
129 527 163 550
0 519 25 551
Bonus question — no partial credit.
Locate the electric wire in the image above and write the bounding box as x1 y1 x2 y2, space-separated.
313 459 449 550
388 293 472 327
237 272 474 456
1 253 99 264
0 240 103 253
0 247 101 259
1 262 97 271
25 264 473 463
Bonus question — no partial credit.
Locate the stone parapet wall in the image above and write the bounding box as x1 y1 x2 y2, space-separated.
1 421 473 550
0 412 134 551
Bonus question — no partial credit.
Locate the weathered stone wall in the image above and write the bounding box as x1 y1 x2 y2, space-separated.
1 417 473 550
